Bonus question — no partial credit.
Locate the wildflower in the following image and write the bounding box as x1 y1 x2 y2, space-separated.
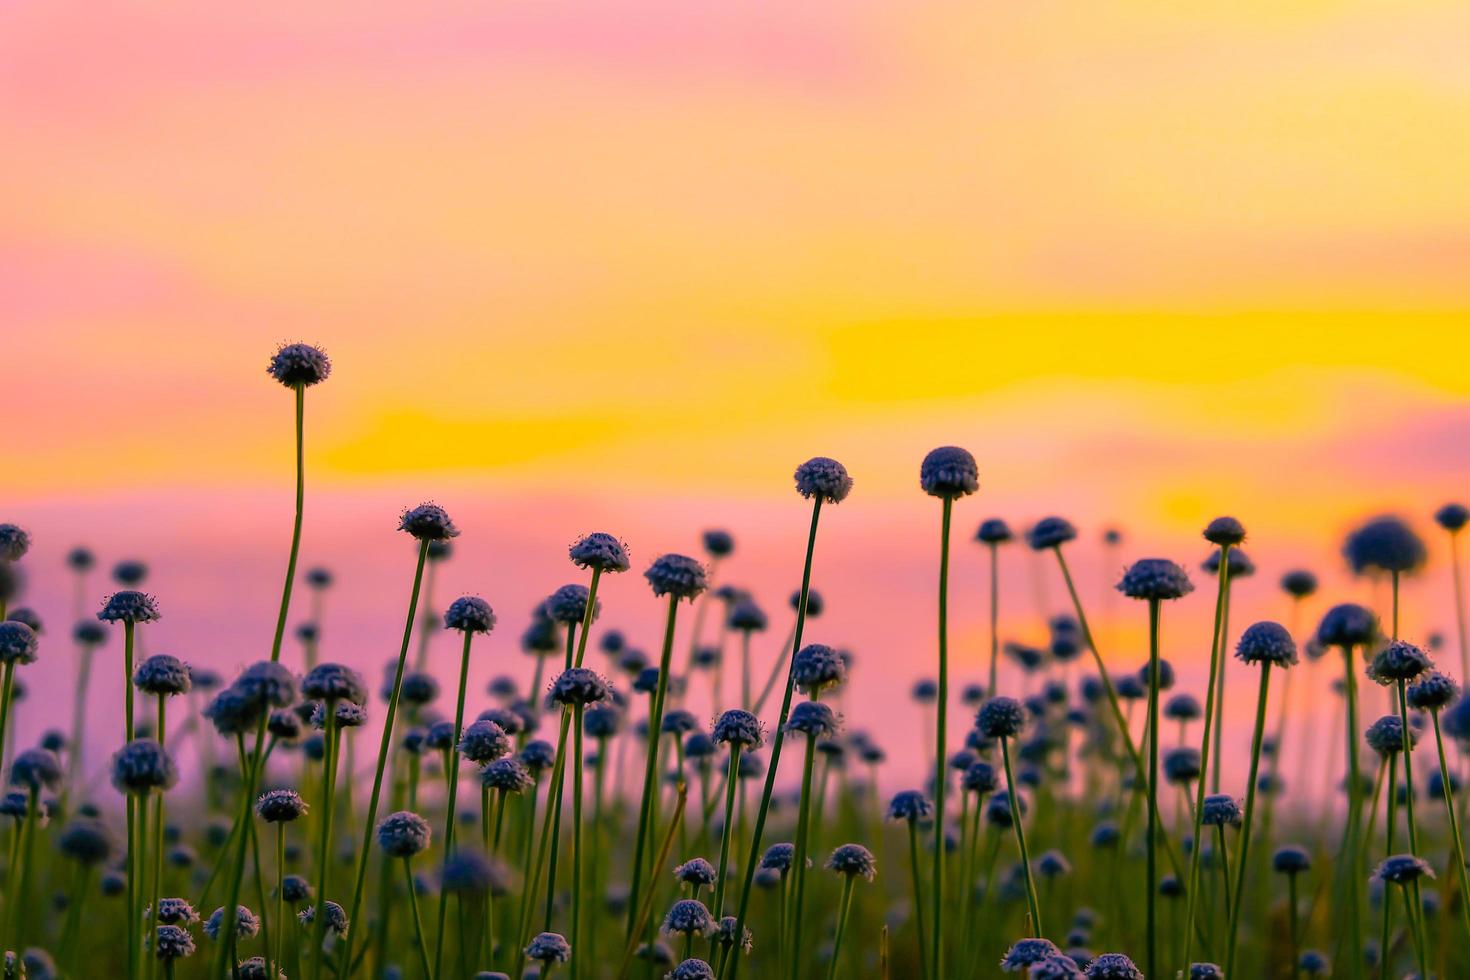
570 532 632 573
236 661 297 709
964 761 998 794
0 525 30 562
58 819 113 865
1273 845 1311 874
1280 570 1319 598
281 875 313 904
0 623 37 665
1036 850 1071 878
1117 559 1194 601
1026 518 1077 551
886 790 932 823
549 668 609 707
1165 693 1201 721
977 697 1027 739
1200 794 1241 827
297 900 349 938
662 899 713 937
1317 603 1377 647
791 644 846 695
1436 503 1470 532
1374 853 1434 884
976 518 1013 544
825 843 876 880
1029 955 1084 979
234 957 273 980
1365 715 1416 755
133 654 191 696
1201 549 1255 578
72 621 107 647
301 663 367 704
1343 516 1426 575
920 446 979 497
399 671 439 706
1084 953 1143 979
584 705 622 739
8 748 60 792
1298 950 1330 977
441 850 506 895
545 585 598 625
1407 670 1459 710
458 720 512 764
1236 621 1297 666
398 503 459 541
1188 965 1224 980
97 591 160 624
311 701 366 729
267 342 332 387
256 789 308 823
712 917 753 953
443 596 496 633
793 457 853 504
1001 938 1062 972
1164 747 1201 785
673 858 718 889
155 897 198 925
376 811 432 858
1368 640 1432 684
712 710 763 749
204 905 260 940
110 740 177 794
154 924 196 961
668 959 716 980
760 843 796 872
1202 517 1246 547
519 741 556 774
645 555 708 601
784 701 838 738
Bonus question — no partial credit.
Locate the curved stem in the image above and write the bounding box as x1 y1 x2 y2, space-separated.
1225 662 1273 978
787 736 819 980
1000 737 1041 936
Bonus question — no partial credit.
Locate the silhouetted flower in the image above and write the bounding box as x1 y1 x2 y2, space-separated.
1084 953 1142 979
570 532 632 573
702 530 735 558
133 654 191 696
98 591 160 624
1273 845 1310 875
444 596 496 634
1407 670 1458 710
645 555 708 601
886 790 932 823
0 525 30 562
1026 518 1077 551
793 457 853 504
1280 570 1318 598
1318 603 1377 648
977 697 1027 739
976 519 1013 544
1201 794 1241 827
920 446 979 498
1344 516 1425 575
481 758 535 794
673 858 717 888
301 663 366 705
1235 621 1297 667
267 343 332 387
204 905 260 941
1365 715 1416 755
399 503 459 541
256 789 308 823
791 644 845 695
712 710 763 749
1117 559 1194 601
1165 692 1201 721
1203 517 1246 547
0 623 38 665
669 958 716 980
1436 503 1470 533
110 740 177 795
784 701 838 738
376 811 431 858
1001 938 1062 972
154 924 195 961
550 668 609 707
1374 854 1433 884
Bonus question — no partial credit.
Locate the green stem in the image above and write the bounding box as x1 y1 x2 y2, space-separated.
626 595 681 937
145 697 168 980
571 704 585 980
1430 710 1470 943
403 857 434 980
825 875 857 980
307 705 340 980
1144 598 1160 980
1000 737 1041 936
1225 662 1273 978
712 745 742 919
987 542 1000 695
432 629 476 980
906 821 930 980
787 736 819 980
930 497 952 979
276 823 287 980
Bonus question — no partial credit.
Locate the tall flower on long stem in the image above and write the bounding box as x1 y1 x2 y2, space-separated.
256 789 308 978
1224 621 1298 979
918 444 978 980
627 553 708 941
546 667 609 980
977 696 1041 935
337 503 456 977
1434 503 1469 686
110 738 177 979
724 456 850 980
710 710 763 921
1407 668 1470 943
726 599 767 711
784 698 841 980
1201 542 1254 792
885 790 933 979
132 654 191 980
823 844 876 980
377 811 434 979
1115 557 1193 980
975 519 1012 696
0 622 39 797
66 618 107 801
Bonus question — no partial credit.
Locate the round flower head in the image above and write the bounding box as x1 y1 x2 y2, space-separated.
98 591 160 624
1002 938 1062 972
476 706 524 737
519 740 557 773
204 905 260 940
1164 747 1202 785
1365 715 1416 755
1281 569 1319 598
684 731 715 759
133 654 191 696
267 342 331 387
760 842 796 872
1408 669 1459 710
669 959 716 980
204 686 262 736
1368 640 1432 684
298 900 350 938
1188 965 1224 980
443 596 496 634
58 819 113 865
155 897 198 926
1297 951 1329 977
110 739 177 795
1344 516 1426 575
1436 502 1470 533
1202 516 1247 547
701 528 735 559
1375 853 1434 884
662 898 713 937
919 445 979 498
661 709 698 736
1036 850 1070 878
569 531 631 574
712 709 763 749
791 643 845 695
825 843 876 880
301 663 366 704
1139 658 1175 691
1029 955 1085 980
0 622 38 665
545 585 598 625
521 616 561 656
963 760 998 794
793 457 853 504
1235 620 1297 667
645 554 708 601
976 518 1013 545
458 720 512 764
1317 603 1377 648
256 788 308 823
1117 558 1194 601
986 791 1022 827
481 758 535 794
101 871 126 896
424 720 458 751
524 931 571 964
783 700 838 739
399 671 439 707
398 503 459 542
886 789 933 823
584 704 622 739
1201 793 1242 827
0 524 30 562
234 958 274 980
237 661 297 709
1026 517 1077 551
154 924 196 960
1165 692 1202 721
977 696 1027 739
726 597 767 633
1273 844 1311 874
376 810 431 858
673 858 717 888
1084 953 1142 979
1201 548 1255 578
441 849 507 896
312 700 366 730
912 678 939 702
550 667 609 707
73 620 107 647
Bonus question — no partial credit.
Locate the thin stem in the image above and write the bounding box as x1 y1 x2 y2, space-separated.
1000 737 1042 936
432 629 476 980
987 542 1000 696
1225 662 1274 979
1430 710 1470 943
712 744 742 919
1144 598 1161 980
307 705 340 980
571 704 585 980
403 858 434 980
626 596 680 938
825 875 857 980
930 496 952 980
787 736 819 980
276 823 287 980
906 821 930 980
1451 530 1469 693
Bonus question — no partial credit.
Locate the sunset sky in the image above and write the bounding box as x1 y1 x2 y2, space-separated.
5 1 1468 791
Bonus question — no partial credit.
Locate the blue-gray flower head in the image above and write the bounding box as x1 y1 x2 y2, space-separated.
480 757 535 794
73 620 107 647
58 819 113 865
669 958 716 980
1408 670 1458 710
1281 569 1319 598
133 654 191 696
1201 548 1255 578
5 609 39 634
236 661 297 709
702 529 735 558
549 668 609 708
204 905 260 940
440 849 504 895
1365 714 1416 755
1165 692 1202 722
1164 747 1202 785
1273 844 1311 874
1084 953 1142 979
154 897 199 927
645 554 707 601
1202 516 1247 546
524 931 572 964
1029 955 1085 979
154 924 196 960
793 457 853 504
727 598 767 633
545 585 598 625
673 858 717 887
1001 938 1062 972
635 941 675 966
519 740 557 773
1369 640 1432 684
1235 621 1297 667
920 445 979 498
758 842 796 872
521 616 561 655
297 900 349 938
112 560 148 585
301 663 366 705
281 876 313 906
791 643 846 696
977 696 1027 739
204 686 263 735
784 700 838 739
1344 515 1426 575
64 545 95 573
987 793 1020 827
976 518 1013 545
1201 793 1241 827
458 720 512 764
1436 502 1470 532
305 566 333 589
0 622 38 665
961 760 996 794
1117 558 1194 601
660 709 697 736
682 732 714 760
398 503 460 542
1026 517 1077 551
254 788 307 823
1297 951 1329 977
662 898 713 937
1317 603 1377 648
398 671 439 708
9 748 61 792
98 591 160 624
267 342 331 387
793 588 825 617
376 810 431 858
1188 964 1223 980
234 958 274 980
562 531 633 575
886 789 932 823
443 596 496 634
825 843 876 880
1139 658 1175 691
110 740 176 795
0 524 29 563
584 705 622 739
1374 853 1434 884
710 709 763 749
1036 849 1071 878
423 720 457 750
